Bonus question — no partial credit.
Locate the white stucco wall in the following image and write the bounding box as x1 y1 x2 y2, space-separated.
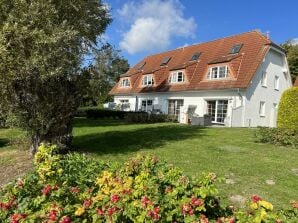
114 90 244 126
244 48 292 127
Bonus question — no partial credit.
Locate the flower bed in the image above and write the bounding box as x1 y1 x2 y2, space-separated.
0 144 297 222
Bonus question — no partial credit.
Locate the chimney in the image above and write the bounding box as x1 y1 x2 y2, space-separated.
266 31 270 39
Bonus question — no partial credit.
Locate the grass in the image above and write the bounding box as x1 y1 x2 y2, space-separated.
72 118 298 209
0 118 297 209
0 128 32 186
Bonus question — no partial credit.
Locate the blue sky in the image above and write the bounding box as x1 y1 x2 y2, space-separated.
104 0 298 66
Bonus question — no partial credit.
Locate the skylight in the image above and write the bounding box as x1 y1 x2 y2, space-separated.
190 52 201 61
137 61 146 70
160 57 171 66
230 44 243 54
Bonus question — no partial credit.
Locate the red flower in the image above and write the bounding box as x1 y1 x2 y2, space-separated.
59 216 71 223
251 195 262 203
153 206 160 214
181 204 193 215
141 196 153 207
42 185 52 196
70 187 79 194
106 207 118 216
111 194 120 203
97 208 104 216
190 197 204 207
10 213 26 223
83 199 92 208
49 210 57 221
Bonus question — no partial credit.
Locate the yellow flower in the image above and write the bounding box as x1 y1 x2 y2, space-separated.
75 207 85 216
260 208 267 220
250 202 258 210
259 200 273 211
58 168 63 175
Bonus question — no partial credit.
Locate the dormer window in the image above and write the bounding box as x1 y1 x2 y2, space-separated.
142 74 154 86
120 78 130 87
160 57 171 66
137 61 146 71
230 43 243 54
207 65 229 79
169 71 185 83
190 52 201 61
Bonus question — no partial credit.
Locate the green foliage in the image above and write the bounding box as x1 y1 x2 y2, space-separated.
85 108 127 119
0 0 111 153
125 113 177 123
281 41 298 81
255 127 298 147
277 87 298 129
0 144 297 222
82 44 130 106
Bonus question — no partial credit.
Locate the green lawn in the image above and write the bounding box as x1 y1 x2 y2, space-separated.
0 118 297 209
72 118 298 209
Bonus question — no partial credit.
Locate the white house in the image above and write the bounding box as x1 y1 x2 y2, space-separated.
110 31 292 127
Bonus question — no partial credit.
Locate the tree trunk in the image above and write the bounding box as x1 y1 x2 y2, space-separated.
30 135 41 157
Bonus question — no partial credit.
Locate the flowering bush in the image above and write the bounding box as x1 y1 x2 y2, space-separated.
0 144 297 222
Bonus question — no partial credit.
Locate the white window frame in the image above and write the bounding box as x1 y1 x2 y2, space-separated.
120 78 130 87
206 100 229 124
169 71 185 83
261 71 267 87
142 74 154 86
274 75 279 90
259 101 266 117
207 65 229 79
141 99 153 112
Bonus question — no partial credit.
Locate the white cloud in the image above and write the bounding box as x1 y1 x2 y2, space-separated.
290 38 298 45
118 0 197 54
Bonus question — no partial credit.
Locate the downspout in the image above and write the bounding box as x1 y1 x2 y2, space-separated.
135 96 138 112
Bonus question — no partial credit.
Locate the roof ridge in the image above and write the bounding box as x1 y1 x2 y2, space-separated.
144 30 265 59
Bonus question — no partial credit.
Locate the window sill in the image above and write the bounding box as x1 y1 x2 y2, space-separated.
259 115 265 117
261 85 267 88
274 88 279 91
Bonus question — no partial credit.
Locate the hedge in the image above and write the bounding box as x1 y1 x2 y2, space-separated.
277 87 298 129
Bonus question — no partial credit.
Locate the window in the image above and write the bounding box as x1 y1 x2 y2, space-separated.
120 99 129 103
207 100 228 124
168 99 184 119
259 101 265 116
230 44 243 54
142 75 154 86
261 71 267 87
274 76 279 90
137 62 146 71
207 65 229 79
169 71 185 83
120 78 130 87
190 52 201 61
160 57 171 66
141 100 153 112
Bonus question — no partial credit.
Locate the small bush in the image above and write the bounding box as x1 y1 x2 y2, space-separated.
85 108 127 119
125 113 177 123
0 144 297 222
277 87 298 129
255 127 298 147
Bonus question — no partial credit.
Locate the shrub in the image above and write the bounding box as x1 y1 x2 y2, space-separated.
85 108 127 119
255 127 298 147
0 144 297 222
125 113 177 123
277 87 298 129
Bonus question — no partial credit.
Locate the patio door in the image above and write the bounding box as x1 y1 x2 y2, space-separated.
207 100 228 124
168 99 184 118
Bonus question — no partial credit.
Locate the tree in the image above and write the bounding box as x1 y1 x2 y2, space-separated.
0 0 111 154
281 40 298 82
83 44 129 105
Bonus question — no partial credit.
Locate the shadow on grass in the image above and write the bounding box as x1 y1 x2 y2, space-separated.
73 118 127 127
0 138 9 148
73 121 205 155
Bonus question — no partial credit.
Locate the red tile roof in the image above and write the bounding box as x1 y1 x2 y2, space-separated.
110 30 280 95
